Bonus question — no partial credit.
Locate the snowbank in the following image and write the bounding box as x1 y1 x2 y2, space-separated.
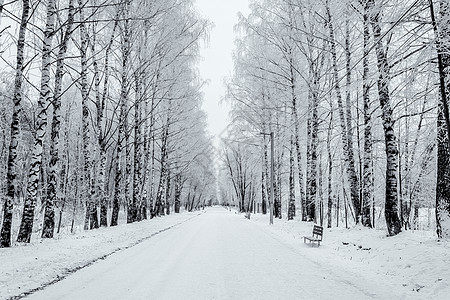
0 212 202 300
249 212 450 299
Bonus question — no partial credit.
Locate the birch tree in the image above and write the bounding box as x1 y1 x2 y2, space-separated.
368 0 402 236
42 0 75 238
0 0 31 247
17 0 56 243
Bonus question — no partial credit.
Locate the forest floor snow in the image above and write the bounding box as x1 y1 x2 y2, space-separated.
249 212 450 299
1 207 449 299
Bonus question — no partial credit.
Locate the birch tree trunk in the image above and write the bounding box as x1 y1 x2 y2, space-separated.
110 9 130 226
289 52 305 220
57 113 70 234
42 0 75 238
17 0 56 242
92 32 105 228
155 123 169 217
261 133 267 215
431 0 450 238
305 69 319 222
174 173 182 213
165 166 171 215
288 135 295 220
141 84 156 219
125 118 133 222
263 130 270 215
411 142 435 228
369 0 402 236
78 0 98 231
362 0 373 228
131 75 142 223
150 121 156 217
0 0 30 247
326 0 361 224
327 108 334 228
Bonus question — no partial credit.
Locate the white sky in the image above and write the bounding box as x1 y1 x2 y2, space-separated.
196 0 250 140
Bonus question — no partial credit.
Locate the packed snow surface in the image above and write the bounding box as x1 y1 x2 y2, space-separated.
1 207 449 299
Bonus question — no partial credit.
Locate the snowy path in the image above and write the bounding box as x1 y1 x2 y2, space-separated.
26 207 397 299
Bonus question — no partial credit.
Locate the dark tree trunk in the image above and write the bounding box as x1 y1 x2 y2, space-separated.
155 123 169 217
288 136 296 220
327 107 333 228
369 0 401 236
431 0 450 238
111 2 130 227
326 0 360 224
0 0 30 247
306 70 319 222
17 0 56 242
362 0 373 228
174 173 182 213
42 0 75 238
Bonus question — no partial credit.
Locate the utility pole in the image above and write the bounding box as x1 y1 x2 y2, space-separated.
261 132 274 225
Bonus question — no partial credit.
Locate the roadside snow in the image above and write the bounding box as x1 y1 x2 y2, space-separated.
248 212 450 300
2 207 449 300
0 212 202 300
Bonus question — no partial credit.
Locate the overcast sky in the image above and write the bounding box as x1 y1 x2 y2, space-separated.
196 0 250 141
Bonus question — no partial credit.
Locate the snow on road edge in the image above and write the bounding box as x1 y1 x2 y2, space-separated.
0 211 203 300
245 211 450 300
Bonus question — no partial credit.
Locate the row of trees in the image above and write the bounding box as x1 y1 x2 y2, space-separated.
0 0 216 248
221 0 450 237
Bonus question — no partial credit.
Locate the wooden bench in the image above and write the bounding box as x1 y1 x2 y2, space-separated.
303 225 323 247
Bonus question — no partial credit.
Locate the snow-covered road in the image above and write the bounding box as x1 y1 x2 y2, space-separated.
26 207 397 299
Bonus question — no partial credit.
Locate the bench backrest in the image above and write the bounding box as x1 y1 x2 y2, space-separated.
312 225 323 241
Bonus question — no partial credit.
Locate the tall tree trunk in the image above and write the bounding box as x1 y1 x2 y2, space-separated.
174 173 182 213
125 123 133 222
261 165 267 215
132 73 143 222
260 122 267 215
57 114 70 234
274 119 282 219
111 2 130 226
289 52 305 220
362 0 373 228
155 123 169 217
431 0 450 238
92 30 106 228
165 166 171 215
326 0 361 224
411 142 436 229
99 13 119 226
408 81 430 229
327 108 334 228
0 0 30 247
110 142 123 227
369 0 402 236
17 0 56 243
78 0 98 231
306 69 319 222
263 132 270 215
288 135 295 220
42 0 75 238
149 112 156 217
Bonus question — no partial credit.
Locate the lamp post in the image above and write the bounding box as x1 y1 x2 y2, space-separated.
260 131 274 225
